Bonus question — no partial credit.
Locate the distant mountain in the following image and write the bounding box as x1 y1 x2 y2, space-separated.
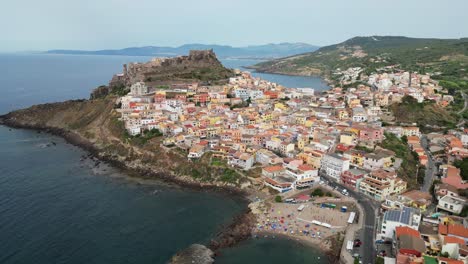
252 36 468 79
46 43 319 59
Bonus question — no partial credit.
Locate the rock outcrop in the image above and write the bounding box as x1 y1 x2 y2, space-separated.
109 50 233 89
169 244 214 264
208 209 256 251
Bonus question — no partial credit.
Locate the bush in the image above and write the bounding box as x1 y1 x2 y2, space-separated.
453 158 468 181
326 192 332 197
275 196 282 203
311 188 324 197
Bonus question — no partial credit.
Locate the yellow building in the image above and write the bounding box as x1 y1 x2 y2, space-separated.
274 102 287 110
340 133 356 146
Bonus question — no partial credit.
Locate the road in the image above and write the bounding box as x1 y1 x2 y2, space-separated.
420 135 436 192
320 173 379 264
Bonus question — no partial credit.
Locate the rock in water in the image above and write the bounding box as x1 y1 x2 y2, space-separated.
169 244 214 264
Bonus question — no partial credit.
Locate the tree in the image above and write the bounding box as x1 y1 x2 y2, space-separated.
453 158 468 181
326 192 332 197
275 195 282 203
311 188 324 197
401 135 408 144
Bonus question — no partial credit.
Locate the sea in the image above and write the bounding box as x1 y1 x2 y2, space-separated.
0 53 330 264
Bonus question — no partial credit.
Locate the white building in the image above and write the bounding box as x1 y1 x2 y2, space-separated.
352 107 368 122
286 164 319 188
234 88 250 101
130 82 149 96
437 195 466 215
320 153 350 181
378 207 421 240
297 88 315 96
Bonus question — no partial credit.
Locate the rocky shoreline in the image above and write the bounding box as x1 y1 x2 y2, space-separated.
0 116 259 263
0 116 248 197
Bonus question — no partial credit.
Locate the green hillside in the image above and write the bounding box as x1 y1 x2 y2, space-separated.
253 36 468 80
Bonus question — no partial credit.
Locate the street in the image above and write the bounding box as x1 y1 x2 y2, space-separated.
320 173 379 264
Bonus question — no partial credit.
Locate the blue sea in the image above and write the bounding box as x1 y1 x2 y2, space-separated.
0 53 329 264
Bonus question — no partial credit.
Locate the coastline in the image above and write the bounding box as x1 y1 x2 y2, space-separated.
0 119 266 258
0 119 249 198
0 118 338 262
252 231 338 262
243 66 334 86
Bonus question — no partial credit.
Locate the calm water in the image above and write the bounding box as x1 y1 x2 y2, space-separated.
0 54 328 263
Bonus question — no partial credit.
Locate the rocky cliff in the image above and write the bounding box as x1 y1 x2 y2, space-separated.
0 98 253 192
109 50 233 89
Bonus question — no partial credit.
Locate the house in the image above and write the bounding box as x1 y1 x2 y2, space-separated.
229 152 254 170
439 223 468 246
442 167 468 190
340 168 367 190
343 149 366 167
437 195 466 215
359 126 384 142
352 107 368 122
262 165 285 178
435 183 460 200
395 226 426 259
363 148 395 171
188 144 205 159
402 127 421 137
256 149 283 165
130 81 149 96
286 164 319 189
263 169 296 193
378 207 421 240
359 169 407 201
320 153 350 181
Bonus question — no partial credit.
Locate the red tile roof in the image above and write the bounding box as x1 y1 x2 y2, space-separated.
396 226 420 239
439 223 468 238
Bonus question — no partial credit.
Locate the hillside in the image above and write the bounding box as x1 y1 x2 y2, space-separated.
96 50 234 97
252 36 468 80
0 98 251 189
46 43 319 59
390 96 458 131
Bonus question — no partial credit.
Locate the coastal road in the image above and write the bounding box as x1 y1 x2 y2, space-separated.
320 173 379 264
420 135 436 192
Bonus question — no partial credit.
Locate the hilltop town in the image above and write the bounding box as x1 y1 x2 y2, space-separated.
1 50 467 264
116 53 468 264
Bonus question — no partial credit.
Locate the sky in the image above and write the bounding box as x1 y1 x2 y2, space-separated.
2 0 468 52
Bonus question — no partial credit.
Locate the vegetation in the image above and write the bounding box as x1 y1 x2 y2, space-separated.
219 169 240 184
354 145 373 153
380 133 418 188
110 83 129 96
453 157 468 181
254 36 468 80
417 167 426 184
211 158 227 166
275 195 282 203
123 128 163 146
311 188 325 197
461 205 468 217
390 96 457 130
173 67 233 82
375 257 384 264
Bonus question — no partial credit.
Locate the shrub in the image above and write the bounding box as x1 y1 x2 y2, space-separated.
275 195 282 203
311 188 324 197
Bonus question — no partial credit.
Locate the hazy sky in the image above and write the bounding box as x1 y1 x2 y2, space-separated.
2 0 468 52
